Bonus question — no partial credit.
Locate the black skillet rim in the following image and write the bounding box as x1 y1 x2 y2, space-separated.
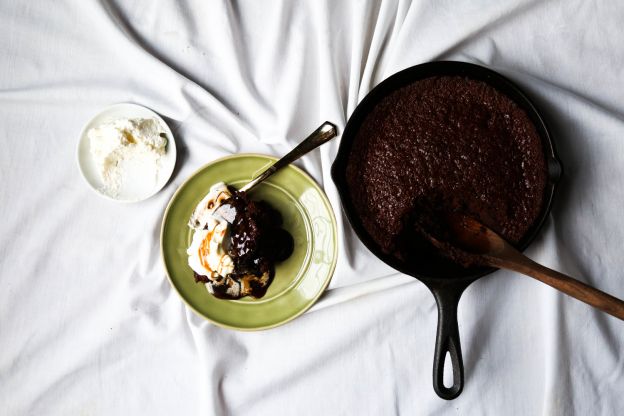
331 60 562 284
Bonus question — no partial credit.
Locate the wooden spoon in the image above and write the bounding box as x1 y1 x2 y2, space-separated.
443 213 624 321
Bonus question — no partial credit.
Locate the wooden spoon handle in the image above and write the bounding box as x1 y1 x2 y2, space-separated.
491 253 624 321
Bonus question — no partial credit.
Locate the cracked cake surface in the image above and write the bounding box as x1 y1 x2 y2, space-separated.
345 76 547 268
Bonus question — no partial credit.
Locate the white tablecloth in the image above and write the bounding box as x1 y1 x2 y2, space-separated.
1 1 623 414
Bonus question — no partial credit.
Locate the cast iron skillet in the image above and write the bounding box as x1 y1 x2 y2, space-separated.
331 61 562 400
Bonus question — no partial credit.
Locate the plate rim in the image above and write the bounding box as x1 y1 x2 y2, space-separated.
76 102 177 203
160 153 338 331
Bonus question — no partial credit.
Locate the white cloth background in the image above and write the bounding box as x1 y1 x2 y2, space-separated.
1 0 623 414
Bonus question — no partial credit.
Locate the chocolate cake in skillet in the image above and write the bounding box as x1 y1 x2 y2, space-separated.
345 76 548 268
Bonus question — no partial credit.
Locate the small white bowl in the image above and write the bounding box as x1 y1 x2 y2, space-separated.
77 103 177 202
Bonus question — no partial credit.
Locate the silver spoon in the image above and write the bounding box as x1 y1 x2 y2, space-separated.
214 121 337 223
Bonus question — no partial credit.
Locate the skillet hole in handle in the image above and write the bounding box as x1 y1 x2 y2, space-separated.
431 287 465 400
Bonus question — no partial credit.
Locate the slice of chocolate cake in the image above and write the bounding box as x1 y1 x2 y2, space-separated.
187 183 293 300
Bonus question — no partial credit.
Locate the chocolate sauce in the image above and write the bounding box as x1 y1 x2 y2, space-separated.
345 76 547 268
226 191 293 270
194 190 294 299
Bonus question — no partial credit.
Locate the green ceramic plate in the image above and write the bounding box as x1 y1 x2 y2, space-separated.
161 154 338 330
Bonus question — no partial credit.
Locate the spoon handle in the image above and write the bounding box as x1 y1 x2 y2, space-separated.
239 122 337 193
491 250 624 321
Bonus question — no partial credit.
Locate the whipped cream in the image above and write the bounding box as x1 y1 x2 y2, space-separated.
88 117 167 198
186 182 235 277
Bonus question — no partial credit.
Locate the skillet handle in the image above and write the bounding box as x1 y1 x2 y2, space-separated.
431 286 466 400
